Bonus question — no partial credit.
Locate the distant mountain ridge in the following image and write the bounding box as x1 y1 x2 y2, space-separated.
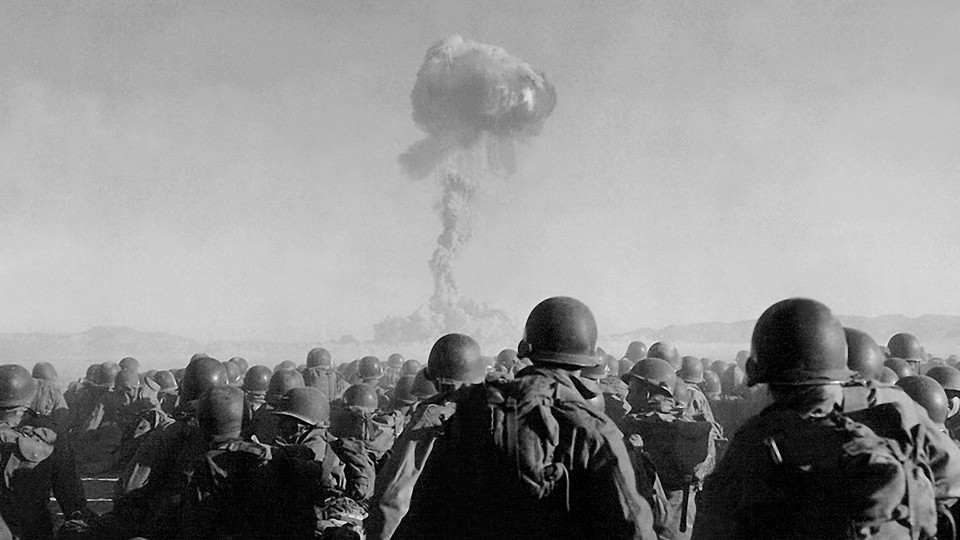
5 314 960 380
610 314 960 354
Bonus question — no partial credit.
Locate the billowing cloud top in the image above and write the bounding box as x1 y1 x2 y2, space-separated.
410 35 557 138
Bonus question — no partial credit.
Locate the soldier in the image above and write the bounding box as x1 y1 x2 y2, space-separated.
845 327 885 381
329 383 401 503
114 357 227 539
394 297 656 539
69 362 117 434
119 357 139 373
303 347 349 401
624 340 647 363
648 342 681 369
227 356 249 375
695 298 960 539
699 371 721 401
153 370 179 415
276 360 297 372
178 385 280 539
897 376 952 434
357 356 392 408
885 357 915 379
31 362 57 384
677 356 704 386
24 365 70 435
928 365 960 441
368 333 487 539
241 365 272 424
622 359 721 539
223 360 243 386
888 332 924 374
708 360 728 378
73 369 148 475
390 374 419 418
0 365 88 539
248 368 304 444
382 353 405 389
490 349 519 379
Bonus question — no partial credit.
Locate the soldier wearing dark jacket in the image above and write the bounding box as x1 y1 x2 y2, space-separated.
0 365 88 540
392 297 656 540
113 357 227 539
694 298 960 540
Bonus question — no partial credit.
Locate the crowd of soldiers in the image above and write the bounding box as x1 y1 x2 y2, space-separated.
1 295 960 539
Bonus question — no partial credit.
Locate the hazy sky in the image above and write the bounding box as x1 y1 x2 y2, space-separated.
1 1 958 342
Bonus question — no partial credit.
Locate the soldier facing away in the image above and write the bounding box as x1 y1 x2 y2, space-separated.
392 296 657 539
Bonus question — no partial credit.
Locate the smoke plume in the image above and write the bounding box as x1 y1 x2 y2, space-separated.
375 36 556 344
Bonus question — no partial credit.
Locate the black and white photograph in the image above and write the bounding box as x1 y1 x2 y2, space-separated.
0 1 958 539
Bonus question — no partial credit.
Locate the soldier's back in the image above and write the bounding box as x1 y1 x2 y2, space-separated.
401 368 655 540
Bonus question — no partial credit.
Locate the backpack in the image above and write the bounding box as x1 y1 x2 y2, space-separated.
182 439 278 539
749 405 936 540
442 372 608 538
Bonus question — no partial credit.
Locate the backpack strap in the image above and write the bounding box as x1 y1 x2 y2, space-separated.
504 396 520 475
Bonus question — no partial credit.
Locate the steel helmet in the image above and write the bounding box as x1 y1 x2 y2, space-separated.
948 355 960 367
387 353 405 369
119 357 140 373
720 365 746 395
358 356 383 380
31 362 57 382
884 358 915 380
342 383 379 412
267 369 305 405
275 360 297 372
700 358 713 373
393 375 418 407
84 364 100 383
700 370 722 397
197 386 245 437
844 327 884 381
427 334 485 385
227 357 248 374
887 333 922 361
624 341 647 362
748 298 852 386
401 359 422 377
242 366 272 393
153 370 178 392
678 356 705 384
647 342 680 368
275 387 330 426
709 360 729 377
518 296 598 367
0 365 37 408
181 356 228 402
877 366 900 384
624 358 677 392
897 375 949 425
100 362 122 388
223 361 242 385
114 369 140 390
495 349 519 371
306 348 332 369
926 366 960 392
411 368 438 399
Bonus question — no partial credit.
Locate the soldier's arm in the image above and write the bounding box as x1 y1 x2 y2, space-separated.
116 425 168 496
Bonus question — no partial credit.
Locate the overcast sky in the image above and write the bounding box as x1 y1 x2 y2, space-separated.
1 1 958 342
